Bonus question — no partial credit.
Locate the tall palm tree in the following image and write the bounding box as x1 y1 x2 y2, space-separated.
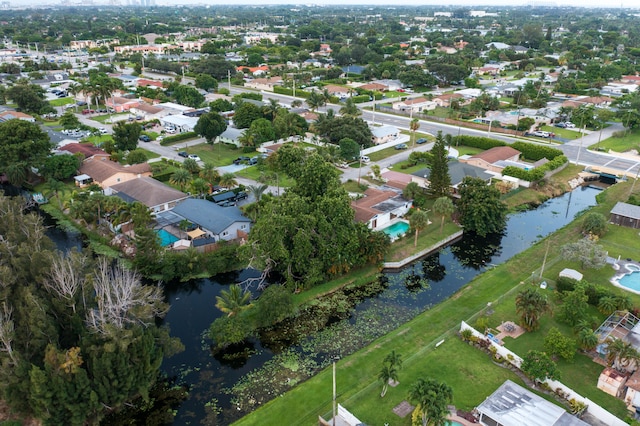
215 284 251 317
263 98 280 122
598 296 618 315
515 288 551 331
219 173 237 189
432 196 454 233
247 184 268 202
190 178 209 197
410 210 430 247
306 90 324 112
409 378 453 426
339 98 361 117
577 328 599 351
410 118 420 148
199 162 220 186
44 178 68 209
384 350 403 370
606 338 640 373
378 363 398 398
170 169 191 191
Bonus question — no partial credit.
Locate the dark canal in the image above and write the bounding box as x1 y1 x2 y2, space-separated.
157 185 601 425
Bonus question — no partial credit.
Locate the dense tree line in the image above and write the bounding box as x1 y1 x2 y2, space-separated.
0 194 182 425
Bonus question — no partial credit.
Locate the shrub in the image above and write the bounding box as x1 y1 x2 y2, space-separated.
452 135 506 150
159 131 198 145
556 276 578 293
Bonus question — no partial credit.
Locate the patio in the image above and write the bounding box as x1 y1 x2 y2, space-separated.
494 321 526 341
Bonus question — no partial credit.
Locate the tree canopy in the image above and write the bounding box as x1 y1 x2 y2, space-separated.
194 111 227 143
0 119 53 186
112 121 141 152
457 176 507 237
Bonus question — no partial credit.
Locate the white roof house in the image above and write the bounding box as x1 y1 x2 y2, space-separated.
156 102 195 115
160 115 199 133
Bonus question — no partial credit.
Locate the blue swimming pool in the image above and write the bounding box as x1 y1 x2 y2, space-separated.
382 221 409 239
157 229 179 247
619 271 640 292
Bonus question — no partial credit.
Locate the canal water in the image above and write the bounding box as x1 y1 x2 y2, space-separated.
158 185 600 425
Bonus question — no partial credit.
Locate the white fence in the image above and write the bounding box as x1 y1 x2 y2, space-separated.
459 321 628 426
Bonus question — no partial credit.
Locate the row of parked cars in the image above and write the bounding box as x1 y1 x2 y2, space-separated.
206 190 248 207
555 122 576 128
232 154 268 166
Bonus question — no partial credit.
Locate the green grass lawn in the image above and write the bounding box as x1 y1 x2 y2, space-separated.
235 165 294 188
588 129 640 153
540 125 584 140
234 179 640 426
184 143 253 166
49 97 75 107
367 146 408 162
343 180 368 194
385 220 460 262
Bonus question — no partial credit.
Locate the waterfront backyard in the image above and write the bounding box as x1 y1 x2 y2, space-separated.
235 180 640 425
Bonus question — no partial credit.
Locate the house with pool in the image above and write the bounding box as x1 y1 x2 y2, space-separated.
351 188 412 240
169 198 251 243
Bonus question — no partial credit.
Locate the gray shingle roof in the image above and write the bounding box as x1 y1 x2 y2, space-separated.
412 161 492 186
611 201 640 220
172 198 250 235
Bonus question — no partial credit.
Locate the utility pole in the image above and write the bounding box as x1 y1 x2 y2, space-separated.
332 360 336 426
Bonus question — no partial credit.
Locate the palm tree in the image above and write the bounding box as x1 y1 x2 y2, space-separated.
432 197 454 234
515 288 551 331
199 163 220 186
409 378 453 426
219 173 237 189
291 99 303 108
410 210 430 247
44 178 68 209
170 169 191 191
306 90 324 112
378 363 398 398
190 178 209 197
598 296 618 315
577 328 599 351
248 184 268 202
384 350 403 370
606 338 640 373
410 118 420 148
215 284 251 317
263 98 280 122
182 158 200 174
339 98 361 117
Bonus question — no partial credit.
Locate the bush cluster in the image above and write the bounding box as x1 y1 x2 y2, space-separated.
159 131 198 145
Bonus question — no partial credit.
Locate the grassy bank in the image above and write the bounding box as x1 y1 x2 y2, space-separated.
234 179 640 426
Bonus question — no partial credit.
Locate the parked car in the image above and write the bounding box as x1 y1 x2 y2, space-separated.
565 122 576 128
81 109 95 115
233 156 250 165
416 138 428 144
217 200 236 207
98 127 108 135
555 122 567 128
188 154 201 161
234 191 248 201
395 143 408 150
532 131 550 138
177 151 189 158
247 157 259 165
139 135 151 142
359 155 370 163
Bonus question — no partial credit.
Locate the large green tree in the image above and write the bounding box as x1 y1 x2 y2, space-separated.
521 350 560 382
243 152 389 288
173 85 204 108
428 132 451 197
194 112 227 143
6 82 53 114
0 120 53 186
112 121 141 152
457 176 507 237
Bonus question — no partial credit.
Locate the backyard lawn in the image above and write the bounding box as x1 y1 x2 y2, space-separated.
49 97 75 107
183 143 255 166
235 179 640 426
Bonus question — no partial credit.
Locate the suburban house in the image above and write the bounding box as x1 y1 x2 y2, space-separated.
351 188 412 230
610 202 640 228
433 93 464 108
236 65 269 77
322 85 351 99
461 146 521 173
358 82 388 92
77 158 151 188
129 103 164 119
156 102 195 116
171 198 251 242
244 76 283 91
216 127 244 146
371 125 399 145
136 78 164 89
380 170 413 190
411 161 493 195
160 114 199 133
58 142 110 161
105 176 189 214
0 111 35 123
476 380 589 426
105 96 141 113
392 97 437 113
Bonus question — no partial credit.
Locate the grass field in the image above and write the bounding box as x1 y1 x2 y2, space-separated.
234 179 640 426
540 125 585 140
49 97 75 107
183 143 255 166
588 129 640 153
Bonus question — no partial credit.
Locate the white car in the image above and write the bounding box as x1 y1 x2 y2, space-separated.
188 154 201 161
565 122 576 128
359 155 371 163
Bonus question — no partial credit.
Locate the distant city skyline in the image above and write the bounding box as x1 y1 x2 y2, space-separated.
4 0 639 8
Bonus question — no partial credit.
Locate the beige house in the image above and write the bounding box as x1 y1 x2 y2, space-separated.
0 111 35 123
462 146 521 173
130 103 164 119
244 76 283 91
392 97 437 113
78 158 151 188
433 93 464 108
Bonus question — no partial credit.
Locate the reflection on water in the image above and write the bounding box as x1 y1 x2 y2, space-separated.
89 186 601 423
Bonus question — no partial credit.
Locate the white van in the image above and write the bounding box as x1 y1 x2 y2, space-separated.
360 155 370 163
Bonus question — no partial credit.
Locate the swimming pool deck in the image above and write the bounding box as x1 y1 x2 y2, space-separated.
610 259 640 295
